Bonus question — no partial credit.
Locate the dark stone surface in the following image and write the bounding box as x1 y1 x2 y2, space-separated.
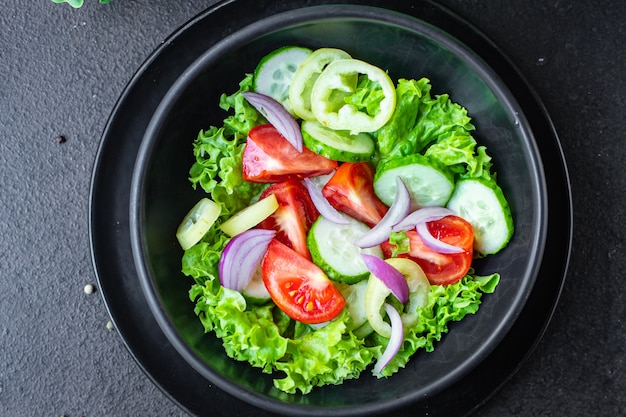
0 0 623 416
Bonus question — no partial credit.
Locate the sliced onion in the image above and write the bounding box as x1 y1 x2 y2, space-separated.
354 176 411 248
373 303 404 376
416 222 464 254
361 254 409 303
391 206 457 232
303 178 350 225
218 229 276 291
242 91 303 152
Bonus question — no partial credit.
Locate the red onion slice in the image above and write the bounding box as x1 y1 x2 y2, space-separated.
391 206 457 232
373 303 404 376
361 254 409 303
416 222 464 254
354 176 411 248
242 91 303 152
218 229 276 291
304 178 350 225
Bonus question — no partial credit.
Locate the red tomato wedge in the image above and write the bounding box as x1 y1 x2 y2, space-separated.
242 124 338 183
383 215 474 285
321 162 388 227
257 180 319 260
262 239 345 324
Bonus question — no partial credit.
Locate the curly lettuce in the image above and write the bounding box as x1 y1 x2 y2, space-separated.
190 277 377 394
424 130 495 181
375 272 500 377
182 231 230 286
375 78 494 181
344 75 387 118
188 74 266 217
186 260 500 390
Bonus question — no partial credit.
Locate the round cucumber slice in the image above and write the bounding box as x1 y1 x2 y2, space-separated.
242 268 271 305
307 215 383 284
253 46 312 110
176 198 221 250
338 280 369 330
446 177 514 255
301 120 374 162
374 153 455 207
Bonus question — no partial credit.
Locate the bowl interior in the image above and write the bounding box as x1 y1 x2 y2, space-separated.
130 5 546 415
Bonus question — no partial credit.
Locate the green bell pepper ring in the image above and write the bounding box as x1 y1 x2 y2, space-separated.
310 58 396 134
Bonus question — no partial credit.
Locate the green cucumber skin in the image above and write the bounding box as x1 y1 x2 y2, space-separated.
373 153 455 207
339 280 369 330
308 216 383 285
446 177 514 255
253 46 312 103
301 121 374 162
242 270 271 305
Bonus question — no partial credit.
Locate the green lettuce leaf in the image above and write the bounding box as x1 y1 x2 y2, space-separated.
387 231 410 257
190 279 288 373
188 126 264 217
189 276 377 394
423 130 495 181
188 74 266 217
375 78 475 160
375 77 498 180
274 311 378 394
411 90 475 153
181 227 230 285
219 73 266 135
344 75 386 117
376 78 431 157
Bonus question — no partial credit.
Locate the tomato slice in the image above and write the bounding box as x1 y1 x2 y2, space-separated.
383 215 474 285
242 124 338 183
258 179 319 260
262 239 345 324
322 162 389 227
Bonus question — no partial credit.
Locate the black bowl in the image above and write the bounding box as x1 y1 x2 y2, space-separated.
106 2 568 416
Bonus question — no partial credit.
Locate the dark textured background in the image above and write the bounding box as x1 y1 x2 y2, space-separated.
1 0 624 416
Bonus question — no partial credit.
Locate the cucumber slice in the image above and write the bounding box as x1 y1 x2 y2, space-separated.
374 153 455 207
352 320 374 339
253 46 312 110
301 120 375 162
446 177 514 255
242 267 271 305
176 198 221 250
219 194 278 237
307 215 383 284
338 280 369 330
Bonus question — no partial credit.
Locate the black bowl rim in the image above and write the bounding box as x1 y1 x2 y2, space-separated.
90 1 572 416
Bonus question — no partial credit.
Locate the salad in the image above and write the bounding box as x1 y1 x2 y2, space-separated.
177 46 513 394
